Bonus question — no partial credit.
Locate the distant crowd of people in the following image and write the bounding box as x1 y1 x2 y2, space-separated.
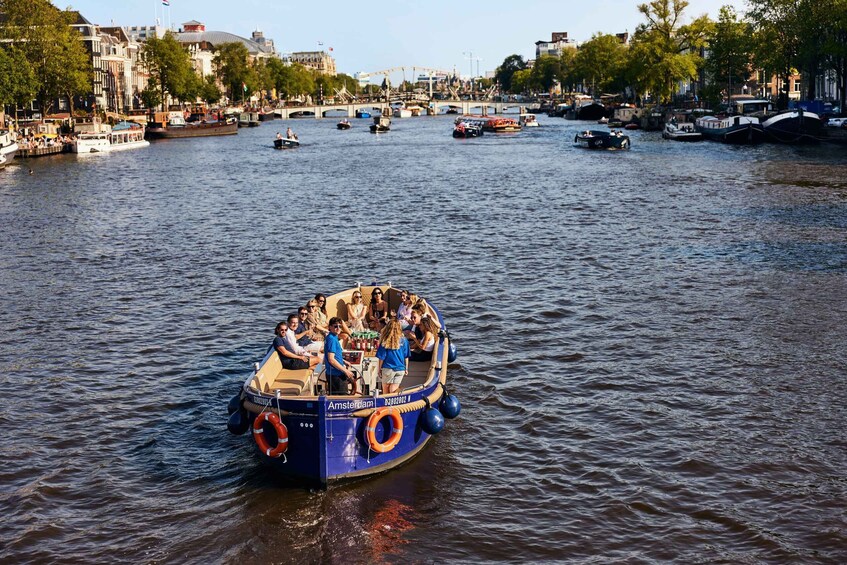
17 133 76 151
271 289 441 396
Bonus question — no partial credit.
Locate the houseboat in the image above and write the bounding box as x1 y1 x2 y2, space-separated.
226 285 460 487
761 109 823 143
146 111 238 139
695 115 765 144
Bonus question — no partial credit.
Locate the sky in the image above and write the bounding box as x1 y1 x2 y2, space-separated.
56 0 744 80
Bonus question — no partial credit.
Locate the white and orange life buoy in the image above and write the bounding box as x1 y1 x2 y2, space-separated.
253 412 288 458
365 407 403 453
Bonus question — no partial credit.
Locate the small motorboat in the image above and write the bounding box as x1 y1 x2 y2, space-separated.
574 129 631 150
452 122 483 138
274 137 300 149
370 115 391 133
607 119 624 128
520 113 540 127
355 110 371 119
662 121 703 141
226 285 460 488
624 122 641 130
597 117 609 124
337 120 352 130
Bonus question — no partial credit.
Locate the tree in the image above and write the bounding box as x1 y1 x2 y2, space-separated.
705 6 753 104
529 55 564 93
141 32 196 109
198 75 222 105
573 34 628 95
0 0 92 114
495 54 527 92
510 68 531 94
0 46 38 109
213 42 253 101
630 0 712 103
747 0 801 109
819 0 847 108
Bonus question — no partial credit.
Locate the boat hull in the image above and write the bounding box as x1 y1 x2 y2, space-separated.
273 138 300 149
574 130 630 150
762 111 822 143
146 121 238 139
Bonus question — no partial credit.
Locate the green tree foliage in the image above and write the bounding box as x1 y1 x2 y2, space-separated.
141 32 197 108
199 75 222 105
0 46 38 107
573 34 628 94
213 42 255 100
747 0 803 109
510 68 531 93
819 0 847 108
529 55 564 93
266 60 315 99
495 54 527 92
630 0 712 103
705 6 752 104
0 0 92 114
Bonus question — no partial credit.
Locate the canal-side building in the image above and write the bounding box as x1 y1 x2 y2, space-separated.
289 51 337 76
535 32 578 59
174 20 277 74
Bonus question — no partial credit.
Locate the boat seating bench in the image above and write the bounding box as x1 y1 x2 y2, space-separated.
252 351 313 396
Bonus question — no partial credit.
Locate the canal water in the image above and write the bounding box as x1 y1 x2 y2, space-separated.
1 115 846 563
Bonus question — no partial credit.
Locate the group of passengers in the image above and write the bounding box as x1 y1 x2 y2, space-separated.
272 288 441 396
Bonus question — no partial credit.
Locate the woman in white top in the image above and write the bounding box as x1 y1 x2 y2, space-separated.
396 290 413 330
346 290 367 332
409 315 437 362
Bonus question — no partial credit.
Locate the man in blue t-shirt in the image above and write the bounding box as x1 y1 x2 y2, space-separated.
325 316 356 395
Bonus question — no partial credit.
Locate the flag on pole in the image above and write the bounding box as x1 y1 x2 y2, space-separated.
162 0 169 5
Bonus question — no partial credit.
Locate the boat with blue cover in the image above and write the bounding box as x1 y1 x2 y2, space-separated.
227 285 460 488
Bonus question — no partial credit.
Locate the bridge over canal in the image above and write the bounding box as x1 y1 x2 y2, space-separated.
274 100 541 119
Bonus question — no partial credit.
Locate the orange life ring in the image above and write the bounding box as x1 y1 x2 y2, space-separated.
253 412 288 458
366 407 403 453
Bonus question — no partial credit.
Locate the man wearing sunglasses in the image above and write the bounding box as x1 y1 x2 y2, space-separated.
325 316 357 395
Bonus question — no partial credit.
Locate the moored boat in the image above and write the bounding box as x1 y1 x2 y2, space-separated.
393 107 412 118
239 111 261 127
226 285 460 487
574 129 631 150
355 109 371 118
695 115 765 144
761 109 823 143
72 121 150 154
662 121 703 141
0 129 19 166
146 111 238 139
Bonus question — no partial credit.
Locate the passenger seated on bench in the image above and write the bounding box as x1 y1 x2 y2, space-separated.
408 315 437 362
346 290 367 332
377 320 410 394
274 321 319 370
325 317 357 395
396 290 413 330
295 306 314 347
368 287 389 330
305 299 327 340
286 314 323 355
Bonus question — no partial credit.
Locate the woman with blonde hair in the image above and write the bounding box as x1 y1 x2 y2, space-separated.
376 319 410 394
346 290 367 332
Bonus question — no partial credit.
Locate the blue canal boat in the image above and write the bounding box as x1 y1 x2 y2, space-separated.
227 285 460 488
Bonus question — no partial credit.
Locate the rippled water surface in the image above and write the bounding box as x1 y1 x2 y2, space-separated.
2 115 847 563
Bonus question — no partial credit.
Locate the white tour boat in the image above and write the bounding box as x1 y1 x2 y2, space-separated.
73 121 149 154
